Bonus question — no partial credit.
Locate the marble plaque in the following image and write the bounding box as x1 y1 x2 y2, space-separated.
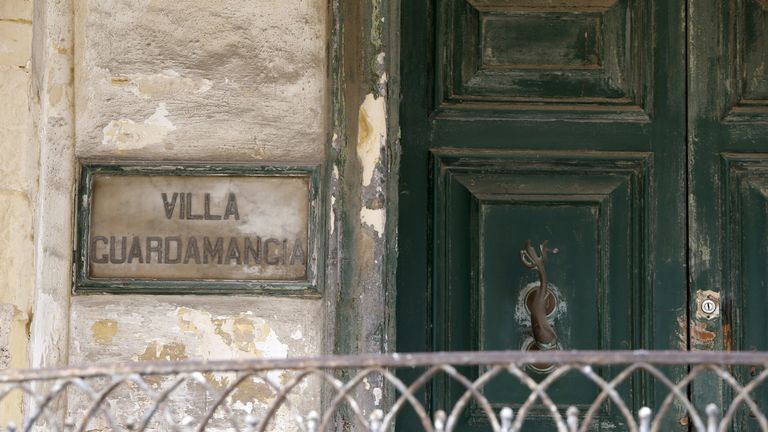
86 173 310 282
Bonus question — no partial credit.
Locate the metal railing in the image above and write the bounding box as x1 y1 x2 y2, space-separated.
2 350 768 431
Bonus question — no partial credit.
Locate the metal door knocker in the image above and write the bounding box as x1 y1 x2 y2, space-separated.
520 240 559 356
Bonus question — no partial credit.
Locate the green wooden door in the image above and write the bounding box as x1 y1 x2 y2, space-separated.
688 2 768 430
394 0 741 429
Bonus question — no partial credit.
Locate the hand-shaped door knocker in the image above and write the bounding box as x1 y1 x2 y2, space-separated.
520 240 558 352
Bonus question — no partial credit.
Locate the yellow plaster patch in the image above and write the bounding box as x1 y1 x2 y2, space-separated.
137 341 188 362
90 319 118 344
177 307 198 333
134 341 188 388
357 93 386 187
232 377 276 406
204 372 230 390
233 316 257 353
212 317 233 346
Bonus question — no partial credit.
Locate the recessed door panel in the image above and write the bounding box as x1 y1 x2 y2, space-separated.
438 0 652 119
431 150 651 428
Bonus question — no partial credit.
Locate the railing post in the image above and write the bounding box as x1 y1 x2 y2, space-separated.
369 409 384 432
638 407 652 432
566 406 579 432
706 404 719 432
306 410 320 432
434 410 446 432
500 407 514 432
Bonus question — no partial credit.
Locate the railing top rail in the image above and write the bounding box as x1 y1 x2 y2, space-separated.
4 350 768 382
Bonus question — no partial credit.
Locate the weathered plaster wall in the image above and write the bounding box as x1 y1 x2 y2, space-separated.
0 0 35 424
66 0 329 410
328 0 399 422
74 0 327 162
69 296 321 430
17 0 401 426
6 0 332 425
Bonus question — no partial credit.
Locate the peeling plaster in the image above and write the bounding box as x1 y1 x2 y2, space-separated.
230 372 290 410
331 132 340 151
360 207 385 237
330 194 337 234
330 165 339 235
357 93 386 187
177 312 301 421
176 307 289 359
136 341 188 362
135 341 190 387
102 103 176 150
110 69 212 99
69 297 320 430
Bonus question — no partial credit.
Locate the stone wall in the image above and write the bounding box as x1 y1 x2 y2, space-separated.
0 0 397 425
0 0 335 426
74 0 327 162
67 0 328 424
0 0 35 424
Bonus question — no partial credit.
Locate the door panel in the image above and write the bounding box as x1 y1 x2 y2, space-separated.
431 150 651 428
438 0 653 120
398 0 686 429
432 149 652 355
689 2 768 428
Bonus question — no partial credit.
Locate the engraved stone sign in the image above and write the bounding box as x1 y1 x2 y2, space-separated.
76 165 319 294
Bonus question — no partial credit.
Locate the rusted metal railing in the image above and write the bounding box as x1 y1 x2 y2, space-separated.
2 350 768 431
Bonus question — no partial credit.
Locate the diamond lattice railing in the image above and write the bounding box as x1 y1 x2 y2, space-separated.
2 351 768 431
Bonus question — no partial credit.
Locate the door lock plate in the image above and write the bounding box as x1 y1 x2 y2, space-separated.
696 290 720 320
